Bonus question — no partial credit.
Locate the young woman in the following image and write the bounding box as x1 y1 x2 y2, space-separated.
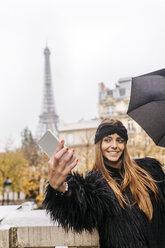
43 119 165 248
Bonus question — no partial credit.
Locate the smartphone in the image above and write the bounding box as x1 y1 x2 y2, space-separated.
38 130 75 163
38 130 61 157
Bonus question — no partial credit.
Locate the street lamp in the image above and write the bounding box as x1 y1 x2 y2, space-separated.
3 177 12 205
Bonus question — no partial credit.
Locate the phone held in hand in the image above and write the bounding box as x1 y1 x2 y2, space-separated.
38 130 60 157
38 130 75 163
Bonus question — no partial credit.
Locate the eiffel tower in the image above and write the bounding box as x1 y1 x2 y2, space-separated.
36 46 59 139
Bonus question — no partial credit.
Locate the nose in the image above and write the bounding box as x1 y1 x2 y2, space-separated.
111 140 117 148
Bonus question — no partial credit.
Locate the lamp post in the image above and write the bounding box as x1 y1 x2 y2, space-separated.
3 177 12 205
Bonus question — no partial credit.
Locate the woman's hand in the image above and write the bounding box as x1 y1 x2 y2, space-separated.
48 140 78 192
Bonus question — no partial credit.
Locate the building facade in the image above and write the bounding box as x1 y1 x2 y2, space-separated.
59 119 100 172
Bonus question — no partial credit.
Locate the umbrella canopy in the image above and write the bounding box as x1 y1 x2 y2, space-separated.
127 68 165 147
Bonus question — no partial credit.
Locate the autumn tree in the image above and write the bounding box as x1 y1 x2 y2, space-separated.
20 128 48 205
0 149 28 200
74 129 95 174
21 128 41 166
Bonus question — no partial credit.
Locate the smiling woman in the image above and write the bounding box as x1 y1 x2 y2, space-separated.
43 118 165 248
101 133 125 167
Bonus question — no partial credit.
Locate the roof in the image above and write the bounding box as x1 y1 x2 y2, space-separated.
59 119 100 132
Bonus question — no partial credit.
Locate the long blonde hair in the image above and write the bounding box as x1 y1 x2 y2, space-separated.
93 118 158 221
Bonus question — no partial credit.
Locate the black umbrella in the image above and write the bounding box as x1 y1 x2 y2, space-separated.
127 68 165 147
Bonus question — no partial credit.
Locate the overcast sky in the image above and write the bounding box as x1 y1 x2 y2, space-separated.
0 0 165 151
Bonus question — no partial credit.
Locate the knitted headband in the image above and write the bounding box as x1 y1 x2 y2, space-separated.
94 123 128 144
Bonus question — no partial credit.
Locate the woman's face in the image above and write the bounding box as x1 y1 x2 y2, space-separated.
101 133 125 163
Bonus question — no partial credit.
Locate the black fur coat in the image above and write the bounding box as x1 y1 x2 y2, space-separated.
43 158 165 248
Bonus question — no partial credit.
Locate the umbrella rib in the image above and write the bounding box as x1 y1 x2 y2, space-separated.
157 133 165 145
128 99 165 112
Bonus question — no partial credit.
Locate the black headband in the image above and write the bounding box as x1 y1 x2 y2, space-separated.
94 123 128 144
